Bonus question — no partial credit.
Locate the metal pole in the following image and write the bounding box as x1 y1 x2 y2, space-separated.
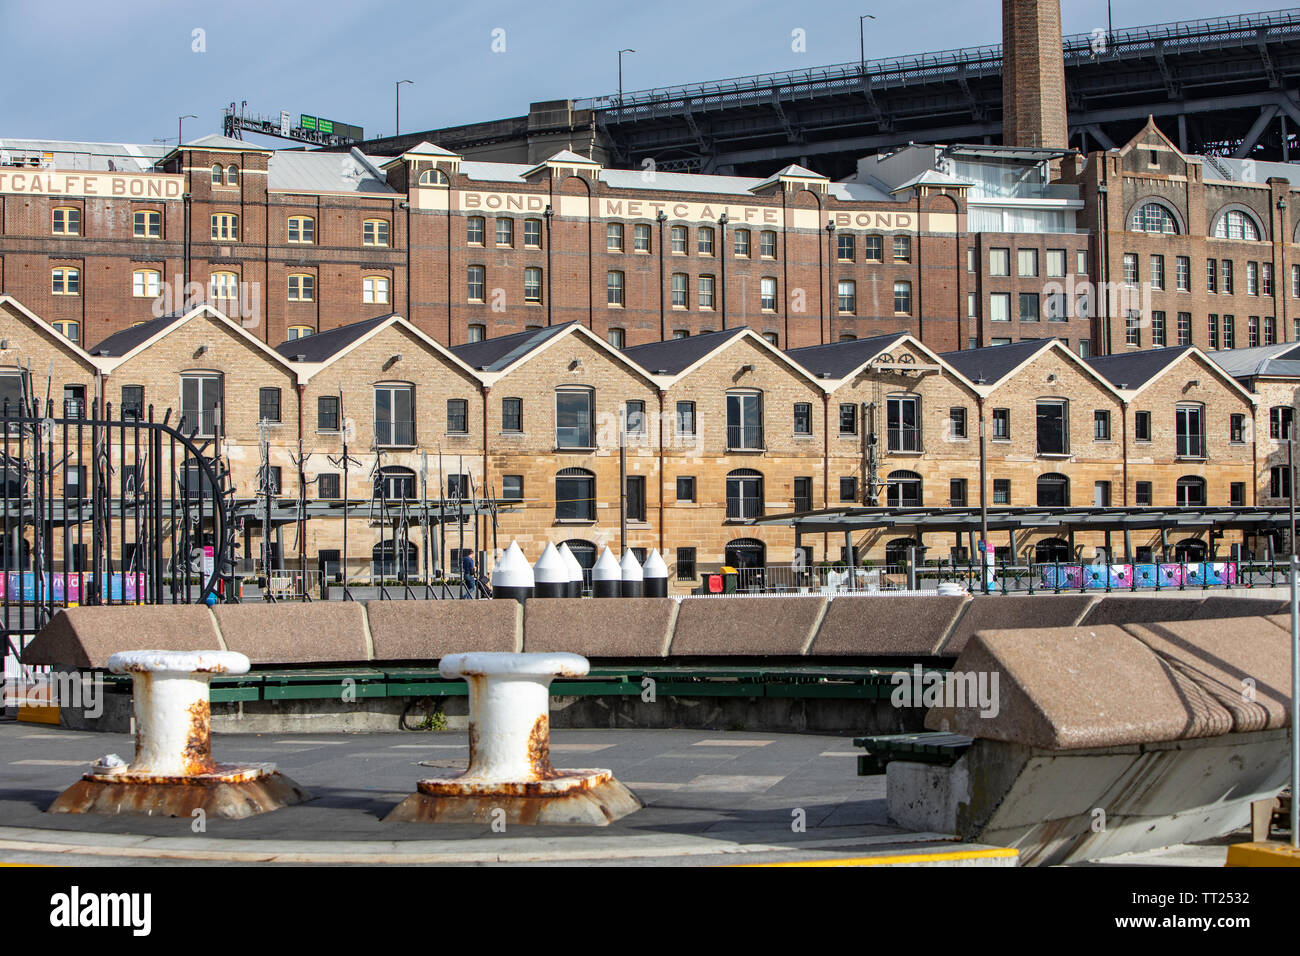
979 410 989 594
1291 553 1298 848
1290 438 1295 557
619 407 627 553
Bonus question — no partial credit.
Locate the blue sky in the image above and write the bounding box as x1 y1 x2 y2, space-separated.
0 0 1281 147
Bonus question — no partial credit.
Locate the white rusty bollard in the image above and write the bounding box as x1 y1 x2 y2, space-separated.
385 651 641 825
47 649 308 819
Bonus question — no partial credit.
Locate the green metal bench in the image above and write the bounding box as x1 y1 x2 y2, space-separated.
853 731 974 776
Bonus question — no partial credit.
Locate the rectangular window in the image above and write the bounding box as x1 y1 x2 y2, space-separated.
893 281 912 315
495 218 513 246
1136 481 1153 506
676 476 696 502
671 225 688 254
784 476 811 513
839 403 857 436
893 235 911 261
633 223 650 252
1266 315 1277 345
990 293 1011 322
1230 482 1246 507
134 210 161 239
1223 314 1236 349
287 274 315 302
1263 263 1274 296
1151 311 1166 347
524 219 542 248
624 400 645 436
467 266 485 301
1293 264 1300 298
1076 249 1088 274
556 390 594 448
317 474 340 499
606 222 624 252
1094 409 1111 441
258 387 281 423
840 476 858 502
374 385 415 446
1036 401 1068 455
761 277 777 311
1249 315 1260 348
607 271 624 306
676 401 696 436
1177 312 1191 346
211 214 238 241
837 233 855 261
950 478 968 507
1231 413 1246 443
1123 253 1138 285
760 231 777 258
626 475 646 522
524 267 542 303
677 547 697 581
259 466 282 496
793 402 812 436
502 475 523 500
467 217 485 244
886 395 920 451
726 392 764 450
1207 258 1218 293
120 385 145 420
1273 466 1292 500
363 276 389 304
992 408 1010 440
363 220 389 246
1176 404 1205 458
950 407 967 439
699 275 715 310
1271 406 1294 440
1222 259 1234 294
1134 410 1151 442
993 478 1011 505
317 396 340 431
52 207 81 235
181 374 222 438
671 273 688 308
1125 311 1141 347
1094 481 1112 507
1017 249 1038 277
1208 314 1219 350
1247 261 1259 295
1150 255 1165 290
967 247 977 272
734 229 751 257
501 397 522 432
989 248 1010 276
1046 249 1066 278
838 280 856 313
555 471 594 521
1019 292 1039 322
864 235 883 262
1176 256 1190 292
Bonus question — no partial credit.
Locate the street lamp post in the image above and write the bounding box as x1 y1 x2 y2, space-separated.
618 49 635 107
178 114 197 148
395 80 413 137
858 14 876 76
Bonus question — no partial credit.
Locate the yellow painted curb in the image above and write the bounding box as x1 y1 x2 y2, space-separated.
736 847 1020 867
1225 842 1300 867
17 705 60 725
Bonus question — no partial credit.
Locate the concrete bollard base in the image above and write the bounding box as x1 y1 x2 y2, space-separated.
383 771 641 826
47 767 310 819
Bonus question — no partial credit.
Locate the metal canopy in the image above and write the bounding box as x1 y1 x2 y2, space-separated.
753 505 1289 535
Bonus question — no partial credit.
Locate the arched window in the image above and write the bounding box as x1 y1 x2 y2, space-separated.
52 320 80 344
1176 475 1207 507
209 271 238 300
225 164 239 186
1037 473 1070 507
556 467 595 521
884 538 919 573
1130 202 1179 235
287 325 313 340
886 470 923 508
726 469 764 519
725 538 767 577
1213 208 1262 241
287 216 315 244
210 164 222 185
363 275 390 304
418 168 449 185
560 539 597 572
1035 537 1071 563
287 274 315 302
363 219 390 246
1173 538 1207 562
211 213 238 241
372 540 417 578
51 206 81 236
51 267 80 295
374 466 416 501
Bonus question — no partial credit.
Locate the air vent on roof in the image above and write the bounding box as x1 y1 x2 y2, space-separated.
655 369 667 374
820 372 833 379
294 354 306 362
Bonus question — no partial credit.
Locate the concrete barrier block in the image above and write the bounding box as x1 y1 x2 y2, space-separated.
1192 597 1291 619
365 600 520 661
524 598 676 657
1125 618 1292 733
668 596 826 656
1079 596 1206 626
21 606 222 668
810 595 967 657
940 594 1097 656
924 625 1234 749
211 603 368 664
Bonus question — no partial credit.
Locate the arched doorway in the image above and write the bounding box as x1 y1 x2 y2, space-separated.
1176 476 1207 508
1035 537 1071 563
725 537 767 590
1173 538 1207 562
884 537 919 574
1037 473 1070 507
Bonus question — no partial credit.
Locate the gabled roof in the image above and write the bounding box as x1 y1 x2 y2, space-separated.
0 294 100 369
542 149 599 165
273 314 395 363
1086 346 1195 390
1210 342 1300 379
889 169 974 193
939 338 1122 398
275 313 481 382
379 141 461 169
87 304 301 377
621 328 748 376
450 323 574 372
268 151 394 194
182 134 270 153
784 333 904 379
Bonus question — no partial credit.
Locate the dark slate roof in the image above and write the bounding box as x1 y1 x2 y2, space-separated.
273 313 396 362
621 327 748 375
449 323 575 372
1085 346 1194 389
88 310 189 357
939 339 1061 384
784 333 904 379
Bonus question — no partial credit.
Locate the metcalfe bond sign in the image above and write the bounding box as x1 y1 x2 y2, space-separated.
457 190 916 230
0 170 185 200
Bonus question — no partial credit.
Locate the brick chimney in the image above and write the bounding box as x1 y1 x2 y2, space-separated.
1002 0 1067 150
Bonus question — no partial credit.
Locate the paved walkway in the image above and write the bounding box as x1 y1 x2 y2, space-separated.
0 721 1239 866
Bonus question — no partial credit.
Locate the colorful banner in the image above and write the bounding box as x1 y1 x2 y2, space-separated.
0 572 146 603
1039 562 1238 590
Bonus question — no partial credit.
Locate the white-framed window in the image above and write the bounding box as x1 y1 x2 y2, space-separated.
524 218 542 248
864 235 883 262
1046 249 1065 278
374 384 415 447
209 271 238 300
671 225 687 254
607 271 624 306
1130 202 1179 234
837 279 856 313
524 267 542 303
418 168 449 186
699 274 715 310
1213 209 1262 241
633 223 651 252
225 164 238 186
893 280 912 315
51 267 80 295
363 275 390 304
698 225 715 256
467 324 485 343
760 231 777 258
734 229 751 257
893 235 911 261
288 216 315 244
495 218 513 246
134 209 161 238
468 265 485 301
989 248 1010 276
990 292 1011 322
363 219 390 247
760 277 777 311
671 273 688 308
1123 253 1138 285
211 213 238 241
608 328 626 348
1150 255 1165 290
1176 256 1190 292
210 164 222 186
132 269 161 298
837 233 855 261
288 274 315 302
607 222 625 252
467 216 485 245
1017 249 1038 277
